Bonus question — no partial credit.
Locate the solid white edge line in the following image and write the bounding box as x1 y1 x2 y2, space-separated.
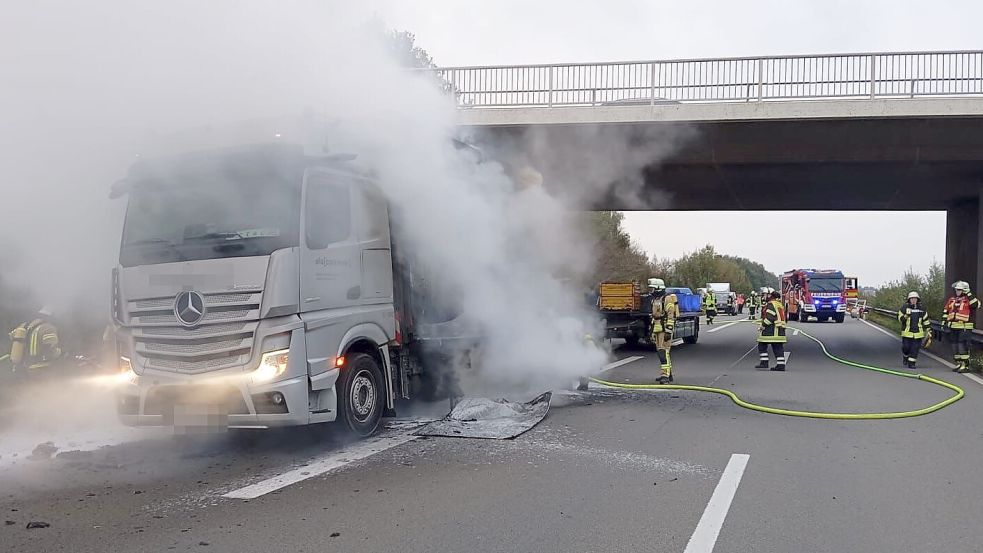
683 453 751 553
223 432 420 500
707 320 743 334
792 328 801 336
599 355 644 374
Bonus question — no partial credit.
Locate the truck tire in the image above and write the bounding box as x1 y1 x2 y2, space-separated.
339 353 384 437
625 334 640 347
834 313 845 323
683 320 700 344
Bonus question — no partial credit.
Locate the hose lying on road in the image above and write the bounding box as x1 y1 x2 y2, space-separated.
590 324 964 420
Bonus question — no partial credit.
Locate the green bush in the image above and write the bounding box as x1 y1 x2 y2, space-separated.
868 262 945 318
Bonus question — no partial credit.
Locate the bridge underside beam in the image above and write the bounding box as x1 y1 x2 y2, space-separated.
476 115 983 211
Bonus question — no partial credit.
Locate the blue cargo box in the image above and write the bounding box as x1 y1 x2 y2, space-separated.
667 287 703 315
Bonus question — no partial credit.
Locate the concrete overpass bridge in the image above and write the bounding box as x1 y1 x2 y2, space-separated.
429 50 983 293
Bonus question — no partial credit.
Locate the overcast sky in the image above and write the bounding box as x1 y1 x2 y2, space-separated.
374 0 980 286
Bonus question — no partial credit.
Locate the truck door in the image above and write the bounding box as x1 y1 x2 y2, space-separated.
300 171 361 313
355 185 394 304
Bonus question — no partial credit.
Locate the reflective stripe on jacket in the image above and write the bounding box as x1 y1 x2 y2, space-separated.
944 293 981 329
650 297 679 334
25 319 61 368
758 300 787 343
898 304 931 339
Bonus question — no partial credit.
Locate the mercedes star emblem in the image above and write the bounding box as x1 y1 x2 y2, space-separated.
174 291 206 326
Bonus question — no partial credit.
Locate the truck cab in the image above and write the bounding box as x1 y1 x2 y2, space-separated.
707 283 735 315
783 269 847 323
110 143 444 436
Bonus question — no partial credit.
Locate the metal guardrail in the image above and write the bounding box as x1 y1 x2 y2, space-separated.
867 306 983 345
429 50 983 108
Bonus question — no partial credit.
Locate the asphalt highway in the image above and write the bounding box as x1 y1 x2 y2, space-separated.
3 314 982 552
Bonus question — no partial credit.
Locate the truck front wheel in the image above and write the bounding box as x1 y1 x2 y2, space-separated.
339 353 384 437
834 313 845 323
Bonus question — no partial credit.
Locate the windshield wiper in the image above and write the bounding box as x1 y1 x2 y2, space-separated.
184 232 244 241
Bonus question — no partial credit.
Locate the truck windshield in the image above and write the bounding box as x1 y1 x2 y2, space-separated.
808 278 844 292
120 178 300 267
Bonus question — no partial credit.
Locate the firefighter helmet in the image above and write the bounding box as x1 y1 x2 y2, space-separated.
647 278 666 292
38 305 54 317
907 291 921 300
952 281 971 293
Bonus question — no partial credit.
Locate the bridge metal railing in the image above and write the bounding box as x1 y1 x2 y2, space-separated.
428 50 983 108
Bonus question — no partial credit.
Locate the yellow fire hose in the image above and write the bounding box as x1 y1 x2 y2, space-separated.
591 323 964 420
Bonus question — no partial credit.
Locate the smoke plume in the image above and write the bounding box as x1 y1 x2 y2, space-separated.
0 1 692 452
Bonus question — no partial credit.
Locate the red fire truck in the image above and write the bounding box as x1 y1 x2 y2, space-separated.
844 276 859 299
782 269 847 323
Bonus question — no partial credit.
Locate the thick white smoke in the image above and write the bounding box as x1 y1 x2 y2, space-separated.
1 1 692 419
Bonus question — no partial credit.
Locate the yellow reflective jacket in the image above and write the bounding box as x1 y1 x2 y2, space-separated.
898 304 931 339
758 300 788 343
12 319 62 369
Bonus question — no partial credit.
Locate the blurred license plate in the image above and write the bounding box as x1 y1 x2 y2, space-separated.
173 403 228 428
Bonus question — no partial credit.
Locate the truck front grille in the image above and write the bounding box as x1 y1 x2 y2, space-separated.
143 339 247 354
146 355 247 374
142 322 248 337
127 291 261 375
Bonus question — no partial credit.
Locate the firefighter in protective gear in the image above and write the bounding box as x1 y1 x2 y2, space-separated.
756 290 787 371
703 291 717 325
9 306 62 373
747 290 760 320
647 278 678 384
659 293 680 383
943 280 981 373
898 291 931 369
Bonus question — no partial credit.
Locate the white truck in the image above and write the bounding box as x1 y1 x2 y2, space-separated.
707 283 736 315
110 143 475 436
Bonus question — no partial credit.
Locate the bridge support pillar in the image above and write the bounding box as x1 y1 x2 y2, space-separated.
945 200 979 295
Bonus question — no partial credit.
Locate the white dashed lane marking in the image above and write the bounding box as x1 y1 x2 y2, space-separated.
683 453 751 553
223 432 421 500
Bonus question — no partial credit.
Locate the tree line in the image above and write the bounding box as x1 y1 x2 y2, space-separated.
585 211 780 293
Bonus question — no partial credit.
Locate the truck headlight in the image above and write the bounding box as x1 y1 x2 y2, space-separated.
117 357 137 385
251 349 289 384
